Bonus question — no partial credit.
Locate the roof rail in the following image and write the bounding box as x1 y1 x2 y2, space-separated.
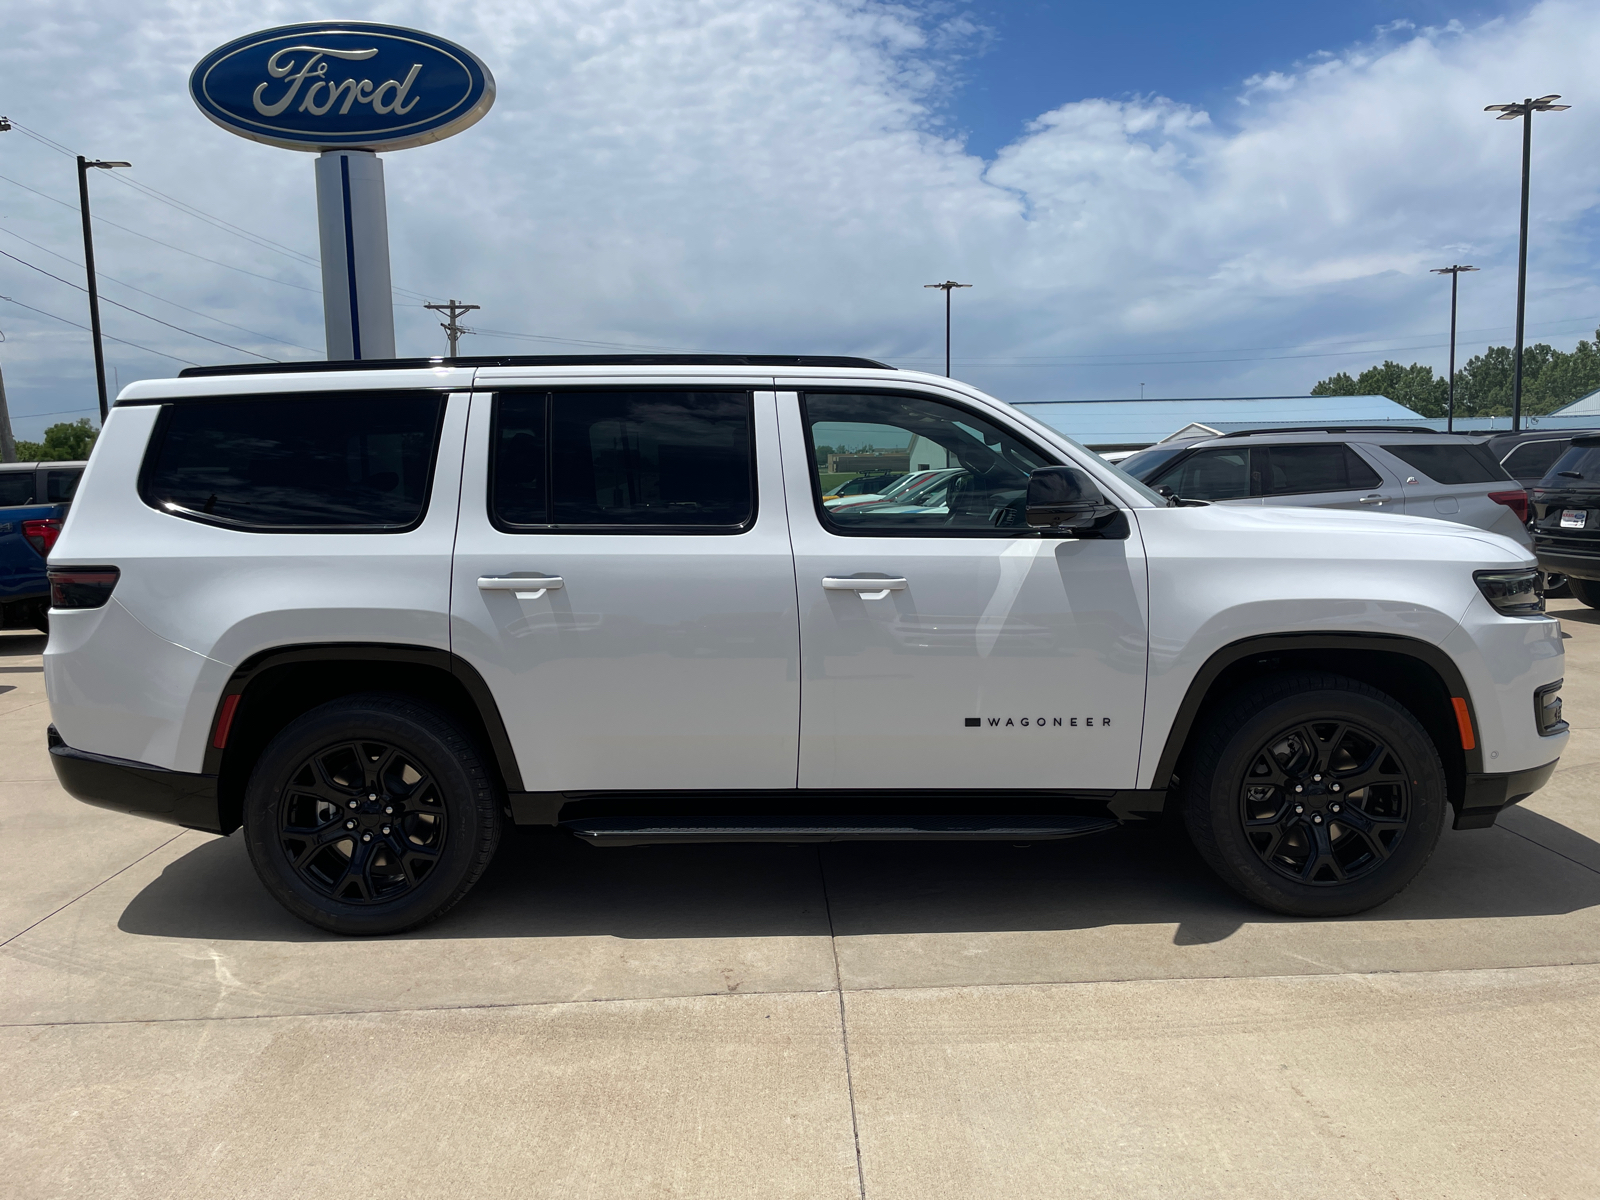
176 353 896 379
1213 425 1444 439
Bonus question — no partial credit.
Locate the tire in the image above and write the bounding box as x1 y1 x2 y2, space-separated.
1569 577 1600 609
1183 673 1447 917
242 692 502 935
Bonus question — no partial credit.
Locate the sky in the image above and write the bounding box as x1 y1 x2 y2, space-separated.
0 0 1595 439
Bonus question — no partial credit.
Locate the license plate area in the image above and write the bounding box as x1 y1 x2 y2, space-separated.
1561 509 1589 529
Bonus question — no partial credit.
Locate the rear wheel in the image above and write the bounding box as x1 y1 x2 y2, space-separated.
242 693 501 935
1569 577 1600 609
1183 673 1446 917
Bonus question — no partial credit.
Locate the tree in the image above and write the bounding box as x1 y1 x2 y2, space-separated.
1311 328 1600 417
14 418 98 462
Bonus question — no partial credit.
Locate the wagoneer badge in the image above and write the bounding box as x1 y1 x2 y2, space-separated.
965 716 1111 727
189 22 496 152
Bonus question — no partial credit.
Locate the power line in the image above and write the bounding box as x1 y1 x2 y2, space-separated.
0 295 197 364
0 228 323 355
0 247 278 360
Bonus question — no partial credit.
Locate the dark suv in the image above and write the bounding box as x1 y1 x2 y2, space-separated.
1530 435 1600 607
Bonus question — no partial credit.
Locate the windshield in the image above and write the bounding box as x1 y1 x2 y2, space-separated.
1118 445 1188 481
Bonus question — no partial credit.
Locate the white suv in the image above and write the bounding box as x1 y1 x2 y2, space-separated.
44 356 1568 934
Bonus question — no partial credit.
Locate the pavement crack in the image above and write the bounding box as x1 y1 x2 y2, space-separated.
1498 822 1600 876
818 847 868 1200
0 830 190 950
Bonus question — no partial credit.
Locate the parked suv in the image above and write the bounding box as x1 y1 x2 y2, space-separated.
1485 428 1600 487
1119 428 1531 545
45 358 1566 934
0 460 87 631
1531 434 1600 607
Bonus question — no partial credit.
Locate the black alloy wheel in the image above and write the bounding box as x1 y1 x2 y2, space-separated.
278 740 448 903
243 693 501 935
1184 673 1446 917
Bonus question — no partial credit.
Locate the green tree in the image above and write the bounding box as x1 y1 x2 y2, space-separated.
1312 328 1600 417
14 418 98 462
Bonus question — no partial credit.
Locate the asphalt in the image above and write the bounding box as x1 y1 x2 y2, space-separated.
4 602 1599 1198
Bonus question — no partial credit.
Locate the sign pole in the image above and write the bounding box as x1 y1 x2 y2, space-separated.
314 150 396 360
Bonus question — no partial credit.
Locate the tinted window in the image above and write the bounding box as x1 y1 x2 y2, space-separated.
43 469 82 503
804 392 1049 533
1503 439 1572 483
1119 445 1187 481
0 471 35 507
1381 442 1508 485
1259 444 1381 495
142 392 444 530
492 391 754 529
1542 441 1600 485
1150 447 1249 500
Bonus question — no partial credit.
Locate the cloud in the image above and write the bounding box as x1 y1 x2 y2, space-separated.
0 0 1597 434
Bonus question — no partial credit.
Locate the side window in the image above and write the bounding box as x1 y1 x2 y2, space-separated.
0 471 36 507
1151 447 1249 500
140 391 445 531
1502 440 1569 482
1380 442 1508 484
43 469 83 503
491 390 754 531
1259 444 1377 496
802 392 1050 533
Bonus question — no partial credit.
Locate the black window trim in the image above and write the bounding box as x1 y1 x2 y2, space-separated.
487 386 761 537
798 386 1066 540
136 390 450 535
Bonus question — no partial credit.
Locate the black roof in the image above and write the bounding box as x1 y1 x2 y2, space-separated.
177 354 896 379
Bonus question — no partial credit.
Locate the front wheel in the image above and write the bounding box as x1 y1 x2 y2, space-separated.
1183 673 1446 917
1569 577 1600 609
243 693 502 935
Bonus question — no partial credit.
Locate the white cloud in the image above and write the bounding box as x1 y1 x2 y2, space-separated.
0 0 1597 434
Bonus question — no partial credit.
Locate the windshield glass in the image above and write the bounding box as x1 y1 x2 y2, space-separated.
1118 445 1188 481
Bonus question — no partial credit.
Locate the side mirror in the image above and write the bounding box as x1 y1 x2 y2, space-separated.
1025 467 1129 538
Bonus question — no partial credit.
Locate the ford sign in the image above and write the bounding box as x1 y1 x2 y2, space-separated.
190 22 495 152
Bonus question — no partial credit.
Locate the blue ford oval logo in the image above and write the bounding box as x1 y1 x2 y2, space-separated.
190 22 495 152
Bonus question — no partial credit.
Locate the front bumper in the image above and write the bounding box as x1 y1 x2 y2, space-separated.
48 725 225 834
1454 759 1559 830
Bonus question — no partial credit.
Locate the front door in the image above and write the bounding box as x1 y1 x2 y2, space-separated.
451 387 800 792
779 388 1149 790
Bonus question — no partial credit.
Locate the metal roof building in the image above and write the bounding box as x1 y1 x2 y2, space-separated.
1011 395 1420 451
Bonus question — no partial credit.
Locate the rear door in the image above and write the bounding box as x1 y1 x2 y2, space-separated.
1252 442 1398 512
450 386 800 792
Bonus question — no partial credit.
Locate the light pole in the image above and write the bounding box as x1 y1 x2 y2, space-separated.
1429 265 1478 433
1485 95 1569 431
923 280 971 376
76 156 131 422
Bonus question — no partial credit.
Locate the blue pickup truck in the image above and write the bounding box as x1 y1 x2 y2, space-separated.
0 460 86 632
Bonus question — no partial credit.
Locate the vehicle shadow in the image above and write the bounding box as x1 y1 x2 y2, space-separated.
117 806 1600 945
0 633 46 657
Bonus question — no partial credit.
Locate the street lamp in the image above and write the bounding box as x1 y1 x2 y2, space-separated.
923 280 971 377
76 156 131 422
1484 95 1569 431
1430 265 1478 433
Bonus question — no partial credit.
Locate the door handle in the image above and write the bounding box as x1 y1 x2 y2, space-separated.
823 577 907 598
1358 495 1388 505
478 576 563 597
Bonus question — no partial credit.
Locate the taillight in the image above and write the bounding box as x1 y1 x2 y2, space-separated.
1488 489 1529 523
48 566 119 609
22 519 62 557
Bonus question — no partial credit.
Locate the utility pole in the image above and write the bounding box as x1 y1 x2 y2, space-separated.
923 281 971 376
0 330 16 464
1430 265 1478 433
1485 95 1569 431
75 156 131 422
423 299 479 358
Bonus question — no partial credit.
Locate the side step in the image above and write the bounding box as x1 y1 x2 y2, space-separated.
561 814 1121 847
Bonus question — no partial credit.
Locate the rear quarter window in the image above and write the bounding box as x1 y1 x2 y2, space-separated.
139 391 446 531
1381 442 1509 485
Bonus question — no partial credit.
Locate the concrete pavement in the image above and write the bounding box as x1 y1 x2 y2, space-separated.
4 603 1599 1198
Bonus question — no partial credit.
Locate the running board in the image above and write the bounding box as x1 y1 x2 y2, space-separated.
561 814 1121 847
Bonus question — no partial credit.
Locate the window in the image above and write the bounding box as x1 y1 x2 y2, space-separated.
1381 442 1508 485
43 469 82 503
1150 447 1249 500
1258 444 1382 496
1544 439 1600 484
141 391 444 530
1502 439 1572 483
0 471 35 507
802 392 1050 533
491 390 754 531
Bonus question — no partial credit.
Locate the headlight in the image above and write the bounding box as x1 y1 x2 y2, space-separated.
1474 568 1545 615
